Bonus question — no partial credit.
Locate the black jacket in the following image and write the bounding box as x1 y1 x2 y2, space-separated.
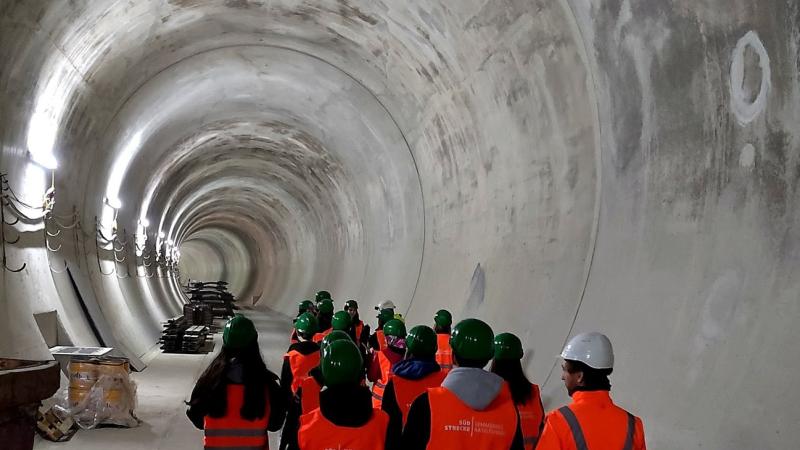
186 365 285 433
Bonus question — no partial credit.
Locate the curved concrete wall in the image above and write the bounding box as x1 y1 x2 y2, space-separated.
1 1 798 448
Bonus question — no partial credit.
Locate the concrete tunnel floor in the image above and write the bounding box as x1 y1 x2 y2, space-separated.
35 309 293 450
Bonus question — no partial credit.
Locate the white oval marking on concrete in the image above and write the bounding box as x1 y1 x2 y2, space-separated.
730 31 771 125
739 143 756 168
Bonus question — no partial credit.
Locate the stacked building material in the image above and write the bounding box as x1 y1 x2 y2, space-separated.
184 281 235 319
181 326 209 353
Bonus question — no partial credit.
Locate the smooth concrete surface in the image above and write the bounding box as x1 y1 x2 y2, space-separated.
0 1 798 448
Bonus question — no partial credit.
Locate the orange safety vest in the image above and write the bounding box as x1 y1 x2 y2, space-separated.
285 350 321 394
426 383 517 450
298 408 389 450
204 384 269 449
370 349 394 407
312 328 332 344
536 391 645 450
376 330 387 351
392 370 447 425
435 334 453 372
300 376 322 414
517 384 545 450
354 321 364 346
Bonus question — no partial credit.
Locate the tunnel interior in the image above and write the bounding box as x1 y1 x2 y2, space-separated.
1 1 799 448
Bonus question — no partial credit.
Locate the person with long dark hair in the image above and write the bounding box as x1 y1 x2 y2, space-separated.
491 332 545 450
187 315 286 449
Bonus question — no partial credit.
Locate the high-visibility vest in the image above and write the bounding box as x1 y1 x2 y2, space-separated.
391 370 447 425
376 330 387 351
285 349 321 394
435 334 453 372
517 384 545 450
312 328 332 343
425 383 517 450
300 376 322 414
537 391 644 450
370 349 394 407
204 384 269 449
298 408 389 450
354 321 364 346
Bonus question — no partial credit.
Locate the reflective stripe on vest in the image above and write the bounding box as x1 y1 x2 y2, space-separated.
204 385 269 449
558 406 636 450
297 408 389 450
370 349 393 407
426 384 517 450
312 328 332 344
376 330 387 351
392 370 447 425
300 376 322 414
435 334 453 371
518 384 545 450
285 350 321 394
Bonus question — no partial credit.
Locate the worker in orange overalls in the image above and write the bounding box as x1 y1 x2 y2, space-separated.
402 318 524 450
297 339 389 449
381 325 446 450
280 330 353 450
312 299 334 342
369 301 397 351
344 299 371 347
433 309 453 372
187 315 286 449
491 332 544 450
290 300 316 344
367 319 406 408
281 313 320 396
537 332 647 450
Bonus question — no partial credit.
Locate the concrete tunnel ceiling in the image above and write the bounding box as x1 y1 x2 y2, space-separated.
1 0 799 448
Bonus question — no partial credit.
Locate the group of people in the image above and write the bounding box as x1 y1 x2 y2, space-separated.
187 290 646 449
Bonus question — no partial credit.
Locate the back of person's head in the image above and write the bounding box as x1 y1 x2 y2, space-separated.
491 332 532 404
450 318 494 368
433 309 452 334
198 321 270 421
321 340 363 388
565 359 613 391
294 312 319 340
405 325 438 361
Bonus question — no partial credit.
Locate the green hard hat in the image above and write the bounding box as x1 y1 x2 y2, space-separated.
344 299 359 310
318 299 334 315
406 325 437 357
321 330 352 350
383 319 407 338
332 310 352 331
450 318 494 362
316 290 332 303
223 315 258 349
321 340 363 386
294 312 319 337
494 332 524 361
377 308 394 324
299 300 314 314
434 309 453 328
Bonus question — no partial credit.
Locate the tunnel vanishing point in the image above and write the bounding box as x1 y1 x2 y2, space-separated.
1 1 799 448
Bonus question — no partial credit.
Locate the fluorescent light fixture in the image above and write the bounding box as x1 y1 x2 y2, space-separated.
104 196 122 209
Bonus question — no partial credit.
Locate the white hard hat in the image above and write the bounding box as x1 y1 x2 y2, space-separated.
375 300 397 310
560 332 614 369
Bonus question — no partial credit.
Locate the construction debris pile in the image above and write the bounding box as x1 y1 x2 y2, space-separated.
159 281 235 353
